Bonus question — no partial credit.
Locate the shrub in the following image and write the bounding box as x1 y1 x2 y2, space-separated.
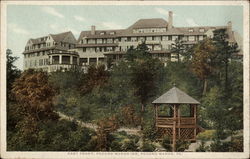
141 141 156 152
197 130 216 141
110 140 123 151
122 138 139 151
176 139 190 152
142 124 157 141
196 141 209 152
161 136 172 151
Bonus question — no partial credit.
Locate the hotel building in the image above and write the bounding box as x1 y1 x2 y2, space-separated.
23 11 241 71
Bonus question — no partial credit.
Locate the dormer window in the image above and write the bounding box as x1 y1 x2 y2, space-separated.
199 28 205 32
110 32 115 35
188 29 194 32
100 32 105 35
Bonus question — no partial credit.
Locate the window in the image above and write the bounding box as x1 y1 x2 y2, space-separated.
168 36 172 41
73 57 77 65
100 32 105 35
188 36 195 41
97 39 102 44
80 58 88 65
110 32 115 35
39 59 43 66
146 36 152 41
155 36 161 41
188 29 194 32
107 39 113 43
162 36 168 41
199 35 204 41
199 28 205 32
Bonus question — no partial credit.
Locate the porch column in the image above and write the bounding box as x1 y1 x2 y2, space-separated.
77 56 79 65
70 56 73 64
49 56 53 64
59 55 62 64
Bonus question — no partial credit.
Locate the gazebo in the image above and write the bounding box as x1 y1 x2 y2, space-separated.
152 86 203 151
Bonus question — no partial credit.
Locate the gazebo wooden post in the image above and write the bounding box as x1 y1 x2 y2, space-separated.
193 104 197 140
172 104 177 152
154 104 158 128
177 105 181 140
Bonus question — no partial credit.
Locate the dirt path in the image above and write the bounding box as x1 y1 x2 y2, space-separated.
56 111 140 135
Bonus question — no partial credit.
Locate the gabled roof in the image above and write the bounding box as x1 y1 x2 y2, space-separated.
128 18 168 29
152 87 200 104
77 29 125 42
50 31 76 43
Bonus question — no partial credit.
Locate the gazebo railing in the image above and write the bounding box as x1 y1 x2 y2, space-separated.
156 116 195 126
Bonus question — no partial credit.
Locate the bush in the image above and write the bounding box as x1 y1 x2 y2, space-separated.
122 138 139 151
176 139 190 152
141 141 156 152
142 124 157 141
197 130 216 141
196 141 209 152
110 140 123 151
161 136 172 151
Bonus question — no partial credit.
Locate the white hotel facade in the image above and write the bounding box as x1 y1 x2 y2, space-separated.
23 11 242 72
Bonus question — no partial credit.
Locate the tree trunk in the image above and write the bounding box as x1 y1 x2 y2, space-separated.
202 79 208 96
225 61 228 95
141 103 145 130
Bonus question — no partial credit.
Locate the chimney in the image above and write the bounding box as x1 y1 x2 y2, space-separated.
91 25 96 35
168 11 173 29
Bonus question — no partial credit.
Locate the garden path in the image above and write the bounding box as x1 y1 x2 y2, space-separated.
56 111 140 135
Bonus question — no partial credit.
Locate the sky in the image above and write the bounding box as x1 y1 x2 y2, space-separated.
6 5 243 70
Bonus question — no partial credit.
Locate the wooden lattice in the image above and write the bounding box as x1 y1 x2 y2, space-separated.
156 127 172 139
179 128 194 140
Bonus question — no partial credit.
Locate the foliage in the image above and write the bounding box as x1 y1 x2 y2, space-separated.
96 115 119 151
7 49 21 99
121 138 139 151
171 39 185 62
142 124 157 141
12 69 59 121
118 104 141 127
197 130 216 141
196 141 209 152
6 49 21 131
141 141 156 152
7 119 95 151
161 136 172 151
212 29 239 92
80 64 109 95
190 38 217 95
176 139 190 152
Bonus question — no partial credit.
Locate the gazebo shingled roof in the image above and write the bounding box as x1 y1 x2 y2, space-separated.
152 87 200 104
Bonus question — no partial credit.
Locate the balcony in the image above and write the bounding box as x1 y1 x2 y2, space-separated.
145 40 161 44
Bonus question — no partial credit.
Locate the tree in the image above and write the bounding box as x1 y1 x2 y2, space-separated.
126 43 163 130
80 65 109 95
212 29 239 94
171 39 185 62
7 49 21 99
190 38 217 95
11 69 59 141
7 49 21 131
